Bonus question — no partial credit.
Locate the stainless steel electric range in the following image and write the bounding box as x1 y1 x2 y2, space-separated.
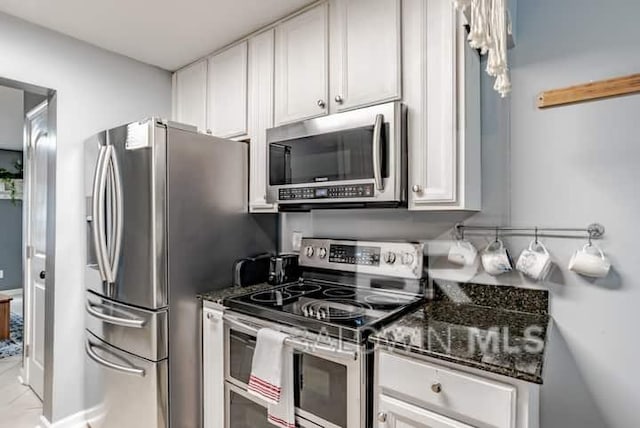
222 238 427 428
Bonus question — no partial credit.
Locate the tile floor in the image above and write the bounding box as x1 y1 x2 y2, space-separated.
0 294 42 428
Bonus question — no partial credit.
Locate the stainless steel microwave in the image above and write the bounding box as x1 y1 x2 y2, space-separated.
266 102 407 210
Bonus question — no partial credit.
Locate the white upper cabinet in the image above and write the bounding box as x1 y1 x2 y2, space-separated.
207 42 248 139
248 30 278 213
330 0 401 112
404 0 481 211
174 59 207 131
274 3 329 125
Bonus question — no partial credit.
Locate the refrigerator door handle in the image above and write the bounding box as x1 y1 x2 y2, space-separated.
86 300 147 329
91 145 111 283
85 340 146 377
108 146 124 282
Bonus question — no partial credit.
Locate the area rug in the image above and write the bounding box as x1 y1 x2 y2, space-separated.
0 313 23 358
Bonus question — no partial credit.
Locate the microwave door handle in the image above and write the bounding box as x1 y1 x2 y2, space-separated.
372 114 384 191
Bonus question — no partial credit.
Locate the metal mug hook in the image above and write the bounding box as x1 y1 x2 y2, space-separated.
495 227 499 243
534 227 539 244
588 230 593 247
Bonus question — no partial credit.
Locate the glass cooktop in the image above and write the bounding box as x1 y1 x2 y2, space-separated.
224 279 426 343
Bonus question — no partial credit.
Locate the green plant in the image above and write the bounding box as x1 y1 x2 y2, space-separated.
0 164 23 205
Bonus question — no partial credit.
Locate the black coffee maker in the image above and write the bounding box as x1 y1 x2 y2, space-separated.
268 254 300 285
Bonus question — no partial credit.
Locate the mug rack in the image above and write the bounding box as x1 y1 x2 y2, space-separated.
454 223 606 243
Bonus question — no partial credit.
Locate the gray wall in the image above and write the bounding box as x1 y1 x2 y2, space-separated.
0 149 22 291
0 11 172 424
508 1 640 426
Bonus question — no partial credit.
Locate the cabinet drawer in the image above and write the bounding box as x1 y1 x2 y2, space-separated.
378 352 516 428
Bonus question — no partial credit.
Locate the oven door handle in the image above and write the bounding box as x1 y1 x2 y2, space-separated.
224 315 358 361
372 113 384 191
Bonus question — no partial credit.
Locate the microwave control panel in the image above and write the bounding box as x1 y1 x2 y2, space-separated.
279 184 374 201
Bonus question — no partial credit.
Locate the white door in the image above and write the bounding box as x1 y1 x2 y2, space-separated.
248 29 277 213
330 0 402 112
23 101 49 400
207 42 248 139
174 59 208 132
275 3 329 125
377 394 474 428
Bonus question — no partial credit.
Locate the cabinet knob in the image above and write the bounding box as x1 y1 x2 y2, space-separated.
431 382 442 393
335 95 344 104
206 129 212 135
317 99 326 109
412 184 423 193
377 412 388 422
206 312 213 320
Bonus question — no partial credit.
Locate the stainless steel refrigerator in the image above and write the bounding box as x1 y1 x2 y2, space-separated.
83 119 277 428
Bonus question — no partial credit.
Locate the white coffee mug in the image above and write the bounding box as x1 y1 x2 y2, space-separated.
516 241 553 281
448 240 478 266
481 240 514 276
568 244 611 278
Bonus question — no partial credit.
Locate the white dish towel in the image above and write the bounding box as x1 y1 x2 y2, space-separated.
248 328 295 428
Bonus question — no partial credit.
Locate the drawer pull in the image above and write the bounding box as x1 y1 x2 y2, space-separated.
377 412 387 422
431 382 442 394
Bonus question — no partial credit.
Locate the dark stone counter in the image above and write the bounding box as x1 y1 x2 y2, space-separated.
370 283 551 384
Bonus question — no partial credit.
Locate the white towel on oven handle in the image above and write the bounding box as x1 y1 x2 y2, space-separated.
247 328 295 428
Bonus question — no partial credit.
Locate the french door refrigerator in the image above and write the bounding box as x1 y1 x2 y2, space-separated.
83 118 277 428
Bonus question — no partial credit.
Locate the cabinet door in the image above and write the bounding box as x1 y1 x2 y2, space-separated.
248 30 278 212
330 0 401 112
174 59 207 131
404 0 481 211
275 4 329 125
203 307 225 428
207 42 248 138
377 394 474 428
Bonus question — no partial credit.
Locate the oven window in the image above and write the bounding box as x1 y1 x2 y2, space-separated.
298 354 347 427
229 390 273 428
269 124 388 185
229 330 256 385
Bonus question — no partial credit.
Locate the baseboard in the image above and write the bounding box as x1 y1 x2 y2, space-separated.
39 410 88 428
2 288 23 297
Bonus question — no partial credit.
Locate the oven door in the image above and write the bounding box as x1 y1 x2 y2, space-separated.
267 102 405 206
224 314 364 428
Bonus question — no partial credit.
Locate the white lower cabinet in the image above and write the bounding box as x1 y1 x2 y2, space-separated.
202 304 225 428
377 394 474 428
375 351 540 428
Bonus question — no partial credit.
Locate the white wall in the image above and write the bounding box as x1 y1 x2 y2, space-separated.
509 1 640 426
0 12 172 423
0 86 24 150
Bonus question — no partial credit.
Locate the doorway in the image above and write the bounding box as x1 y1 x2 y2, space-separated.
0 79 56 427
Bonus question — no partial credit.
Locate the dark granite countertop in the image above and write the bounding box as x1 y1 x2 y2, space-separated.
370 283 551 384
198 283 276 305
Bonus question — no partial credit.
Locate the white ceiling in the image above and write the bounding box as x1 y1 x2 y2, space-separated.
0 0 315 71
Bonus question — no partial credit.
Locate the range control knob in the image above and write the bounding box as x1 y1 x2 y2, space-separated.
401 252 415 265
384 251 397 264
318 247 327 259
305 246 315 258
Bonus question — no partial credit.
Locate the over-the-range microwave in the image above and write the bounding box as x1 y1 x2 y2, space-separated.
266 101 407 211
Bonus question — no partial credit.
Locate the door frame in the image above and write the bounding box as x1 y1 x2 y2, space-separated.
0 76 56 414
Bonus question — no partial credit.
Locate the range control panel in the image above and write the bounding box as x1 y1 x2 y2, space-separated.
279 184 374 201
329 245 381 266
299 238 424 280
